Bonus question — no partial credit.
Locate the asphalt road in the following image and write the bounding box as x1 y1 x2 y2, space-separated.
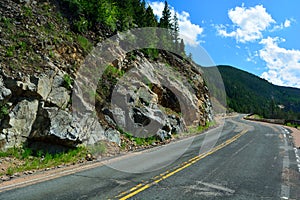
1 115 299 199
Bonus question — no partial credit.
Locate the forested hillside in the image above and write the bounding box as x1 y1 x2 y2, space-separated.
60 0 185 55
218 65 300 119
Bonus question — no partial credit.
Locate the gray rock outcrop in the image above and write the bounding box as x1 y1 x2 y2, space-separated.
0 74 11 105
0 67 122 150
1 99 39 149
0 51 212 151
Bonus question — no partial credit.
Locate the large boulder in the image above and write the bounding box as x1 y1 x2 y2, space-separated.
111 76 167 138
0 75 12 105
47 86 70 109
1 99 39 149
30 105 113 147
104 128 121 146
32 74 52 101
46 72 70 109
107 59 195 141
30 106 77 144
1 69 70 108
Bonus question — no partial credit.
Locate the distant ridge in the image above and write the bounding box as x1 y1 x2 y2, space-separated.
217 65 300 119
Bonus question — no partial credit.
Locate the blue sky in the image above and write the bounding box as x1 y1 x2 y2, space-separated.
148 0 300 88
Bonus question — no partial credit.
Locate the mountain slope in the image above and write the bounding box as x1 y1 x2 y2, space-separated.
0 0 212 151
217 65 300 119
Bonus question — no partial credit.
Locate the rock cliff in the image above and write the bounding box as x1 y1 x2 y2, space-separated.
0 0 213 151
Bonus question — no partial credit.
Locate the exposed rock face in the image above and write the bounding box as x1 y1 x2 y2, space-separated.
108 59 189 140
46 72 70 109
0 0 211 152
0 74 11 105
0 51 212 150
0 2 213 151
1 99 38 149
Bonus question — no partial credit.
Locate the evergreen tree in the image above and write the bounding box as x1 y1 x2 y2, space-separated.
132 0 146 27
172 12 179 51
159 1 172 29
113 0 134 30
179 39 185 55
142 5 159 58
145 5 158 27
158 1 173 49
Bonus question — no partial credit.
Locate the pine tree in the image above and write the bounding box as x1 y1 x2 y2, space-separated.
145 6 158 27
179 39 185 55
159 1 172 29
112 0 133 30
132 0 146 27
158 1 173 49
143 5 158 57
172 12 179 51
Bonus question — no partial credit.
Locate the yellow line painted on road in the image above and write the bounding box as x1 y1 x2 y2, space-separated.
117 129 248 200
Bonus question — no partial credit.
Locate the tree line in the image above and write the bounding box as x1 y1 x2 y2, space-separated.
60 0 186 55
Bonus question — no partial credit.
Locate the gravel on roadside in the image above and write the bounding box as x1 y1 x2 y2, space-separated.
288 127 300 148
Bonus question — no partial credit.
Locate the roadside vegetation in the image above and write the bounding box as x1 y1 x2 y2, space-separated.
184 121 216 136
0 119 215 177
120 120 216 150
0 146 87 176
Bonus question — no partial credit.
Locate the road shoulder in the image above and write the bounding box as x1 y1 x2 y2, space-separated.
286 126 300 148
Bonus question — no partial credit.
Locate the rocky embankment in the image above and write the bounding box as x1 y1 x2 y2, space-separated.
0 0 213 152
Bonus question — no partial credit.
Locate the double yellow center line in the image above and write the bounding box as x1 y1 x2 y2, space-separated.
116 129 249 200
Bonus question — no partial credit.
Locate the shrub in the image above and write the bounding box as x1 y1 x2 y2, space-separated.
77 35 92 53
63 74 73 89
21 148 32 159
73 16 89 33
0 104 9 119
5 46 15 57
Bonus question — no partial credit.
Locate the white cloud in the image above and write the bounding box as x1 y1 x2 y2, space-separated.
284 19 291 27
217 5 275 43
270 19 293 32
259 37 300 88
246 50 258 64
177 11 204 46
148 1 164 19
149 1 203 47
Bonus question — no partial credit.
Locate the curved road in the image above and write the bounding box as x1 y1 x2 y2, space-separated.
0 115 299 199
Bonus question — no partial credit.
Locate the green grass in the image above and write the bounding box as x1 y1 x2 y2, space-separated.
87 142 106 155
0 146 87 176
104 65 125 77
73 16 89 33
118 127 158 148
285 122 298 128
98 65 126 99
1 17 13 29
77 35 92 53
63 74 73 89
5 45 15 57
0 104 9 119
249 114 263 119
182 120 216 136
0 147 20 158
119 120 216 149
18 41 27 51
22 6 33 18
